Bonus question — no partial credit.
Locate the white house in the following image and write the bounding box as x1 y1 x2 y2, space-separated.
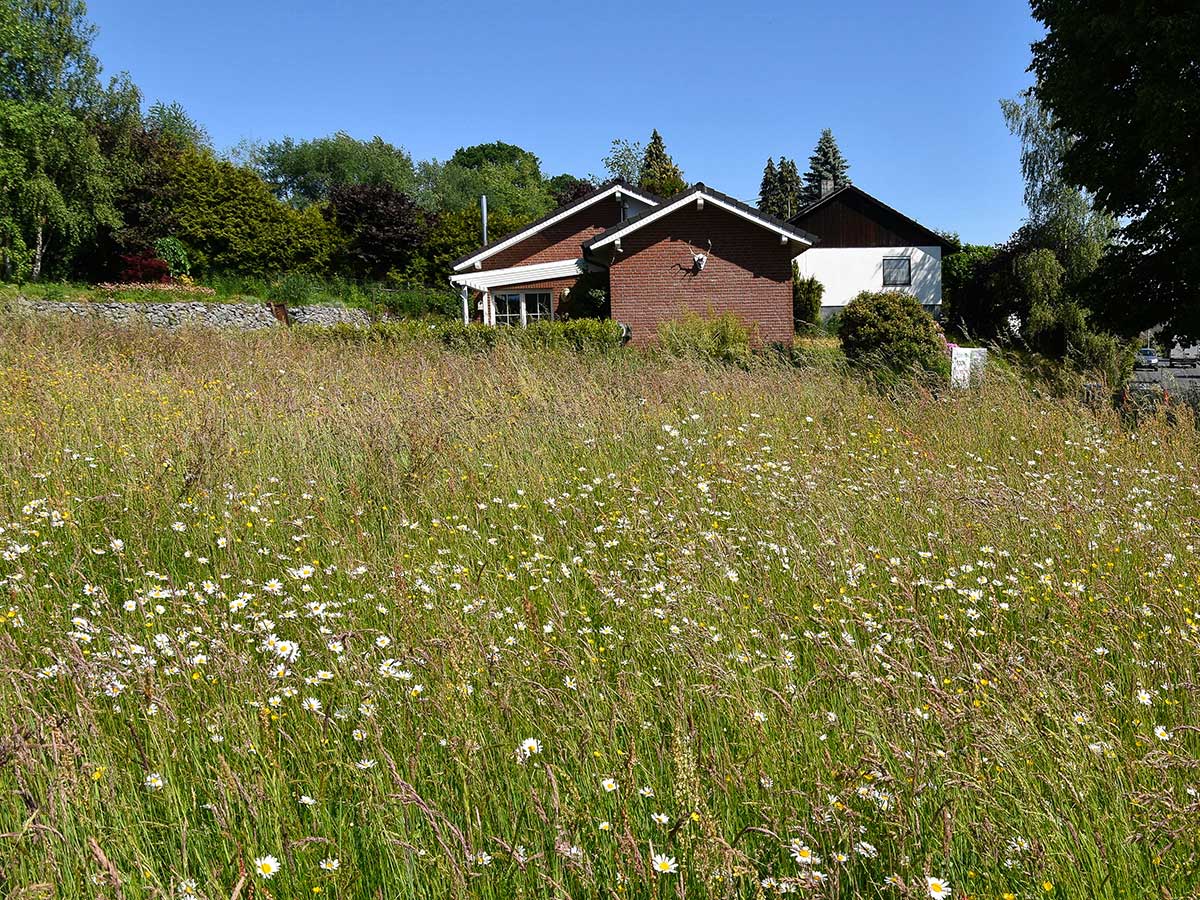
787 184 954 318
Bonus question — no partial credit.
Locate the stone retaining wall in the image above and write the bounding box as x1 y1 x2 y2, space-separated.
286 305 373 327
11 297 375 330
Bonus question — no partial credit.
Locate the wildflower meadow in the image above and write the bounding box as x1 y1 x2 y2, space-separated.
0 316 1196 899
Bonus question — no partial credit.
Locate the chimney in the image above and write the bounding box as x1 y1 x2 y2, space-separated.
820 177 834 198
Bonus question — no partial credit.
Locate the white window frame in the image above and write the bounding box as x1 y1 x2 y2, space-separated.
882 256 912 287
524 291 553 324
492 292 522 326
492 291 553 327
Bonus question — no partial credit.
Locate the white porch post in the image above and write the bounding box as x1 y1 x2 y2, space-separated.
483 291 492 325
460 285 470 324
519 293 527 327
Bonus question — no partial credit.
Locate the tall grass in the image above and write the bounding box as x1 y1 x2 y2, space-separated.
0 316 1196 899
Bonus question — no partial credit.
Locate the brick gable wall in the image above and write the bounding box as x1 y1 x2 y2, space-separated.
481 200 626 270
605 204 795 346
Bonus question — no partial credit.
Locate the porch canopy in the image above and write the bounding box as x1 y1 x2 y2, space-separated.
449 258 604 324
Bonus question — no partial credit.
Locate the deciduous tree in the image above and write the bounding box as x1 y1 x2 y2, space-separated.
397 206 524 287
0 99 118 279
327 183 425 280
0 0 100 108
601 138 642 185
547 173 595 207
253 132 418 208
1029 0 1200 342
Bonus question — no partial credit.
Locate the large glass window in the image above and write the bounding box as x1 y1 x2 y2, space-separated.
494 293 521 326
493 291 552 325
882 257 912 287
526 292 552 322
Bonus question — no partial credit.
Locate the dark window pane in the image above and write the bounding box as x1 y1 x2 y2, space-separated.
494 293 521 325
527 292 552 321
883 258 911 286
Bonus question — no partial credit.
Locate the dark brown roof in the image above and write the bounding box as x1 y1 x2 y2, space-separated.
450 179 663 271
788 184 955 251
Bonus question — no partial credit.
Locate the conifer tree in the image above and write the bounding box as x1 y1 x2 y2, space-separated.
758 157 781 217
638 130 686 198
801 129 851 205
776 157 803 219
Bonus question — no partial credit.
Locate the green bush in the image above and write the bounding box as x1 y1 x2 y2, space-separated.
792 265 823 330
436 322 500 352
516 318 624 352
556 271 610 320
658 313 753 368
377 281 460 319
839 290 949 380
167 149 343 279
153 237 191 278
266 272 321 306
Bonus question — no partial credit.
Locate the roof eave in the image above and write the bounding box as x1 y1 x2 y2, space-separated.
450 180 661 272
583 184 816 252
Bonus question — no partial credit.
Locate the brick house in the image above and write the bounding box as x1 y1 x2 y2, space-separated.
450 180 816 346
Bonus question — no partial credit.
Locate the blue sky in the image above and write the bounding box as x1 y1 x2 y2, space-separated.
89 0 1043 245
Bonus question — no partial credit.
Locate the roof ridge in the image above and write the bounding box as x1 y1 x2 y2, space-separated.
582 182 819 251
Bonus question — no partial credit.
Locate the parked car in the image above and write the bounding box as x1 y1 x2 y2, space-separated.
1135 347 1160 368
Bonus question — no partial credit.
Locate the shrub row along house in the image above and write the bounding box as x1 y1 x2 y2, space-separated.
449 179 948 345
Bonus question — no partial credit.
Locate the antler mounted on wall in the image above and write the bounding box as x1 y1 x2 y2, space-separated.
688 238 712 273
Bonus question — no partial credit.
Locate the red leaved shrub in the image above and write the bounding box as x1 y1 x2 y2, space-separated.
119 253 171 284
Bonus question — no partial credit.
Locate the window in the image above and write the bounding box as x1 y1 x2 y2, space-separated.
492 291 553 326
882 257 912 287
525 292 552 322
494 293 521 326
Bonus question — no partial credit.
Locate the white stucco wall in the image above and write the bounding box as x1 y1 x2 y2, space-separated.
793 246 942 311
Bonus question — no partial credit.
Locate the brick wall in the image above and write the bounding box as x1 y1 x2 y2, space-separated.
482 200 625 270
605 204 795 346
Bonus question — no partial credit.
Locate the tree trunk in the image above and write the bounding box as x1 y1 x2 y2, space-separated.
31 222 44 282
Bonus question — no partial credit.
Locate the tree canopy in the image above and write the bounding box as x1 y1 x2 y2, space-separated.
1029 0 1200 342
547 173 596 207
253 132 418 208
638 129 686 198
327 182 425 281
601 138 642 185
0 98 118 279
0 0 100 108
801 129 851 205
758 157 802 219
449 141 540 173
144 100 210 153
